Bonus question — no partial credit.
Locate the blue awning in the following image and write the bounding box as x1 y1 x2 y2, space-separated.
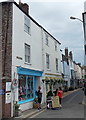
17 67 43 76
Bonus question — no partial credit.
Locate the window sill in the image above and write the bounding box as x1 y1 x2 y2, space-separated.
46 44 49 47
24 30 31 36
24 62 32 65
47 69 51 71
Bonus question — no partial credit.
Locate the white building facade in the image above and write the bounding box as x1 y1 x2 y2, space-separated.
0 1 62 117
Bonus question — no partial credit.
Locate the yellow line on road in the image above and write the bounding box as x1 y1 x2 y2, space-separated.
29 109 45 118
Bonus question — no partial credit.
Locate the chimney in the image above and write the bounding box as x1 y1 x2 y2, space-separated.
69 51 73 60
65 47 68 57
19 1 29 15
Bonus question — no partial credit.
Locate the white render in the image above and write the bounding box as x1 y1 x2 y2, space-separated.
12 3 43 113
41 30 62 74
11 2 62 116
12 4 43 72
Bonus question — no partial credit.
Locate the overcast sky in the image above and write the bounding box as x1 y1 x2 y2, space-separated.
0 0 85 65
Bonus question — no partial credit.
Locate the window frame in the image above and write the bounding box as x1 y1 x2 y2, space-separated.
55 41 57 51
45 33 49 46
46 53 50 69
25 43 31 64
56 58 58 72
24 15 31 34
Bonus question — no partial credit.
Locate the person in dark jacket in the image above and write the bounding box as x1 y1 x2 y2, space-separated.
37 86 42 110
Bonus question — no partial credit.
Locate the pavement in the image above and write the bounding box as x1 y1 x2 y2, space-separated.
14 88 83 119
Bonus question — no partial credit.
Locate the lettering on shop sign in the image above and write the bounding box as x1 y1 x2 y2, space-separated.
16 56 23 60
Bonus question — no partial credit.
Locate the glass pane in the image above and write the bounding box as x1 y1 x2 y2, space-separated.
27 76 34 99
18 75 26 101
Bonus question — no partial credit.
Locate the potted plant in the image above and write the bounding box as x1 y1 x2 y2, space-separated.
14 101 21 117
33 98 38 108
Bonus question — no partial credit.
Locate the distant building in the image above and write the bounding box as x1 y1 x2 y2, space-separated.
62 48 70 87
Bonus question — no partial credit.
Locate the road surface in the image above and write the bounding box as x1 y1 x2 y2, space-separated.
30 89 85 118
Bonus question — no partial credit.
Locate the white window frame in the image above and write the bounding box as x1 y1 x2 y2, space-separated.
25 44 31 63
55 41 57 51
45 33 49 46
46 53 50 69
24 15 30 34
56 58 58 72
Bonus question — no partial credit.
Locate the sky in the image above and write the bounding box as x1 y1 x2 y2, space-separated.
0 0 85 65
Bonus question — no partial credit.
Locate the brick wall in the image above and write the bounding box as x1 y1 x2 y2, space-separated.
0 2 12 118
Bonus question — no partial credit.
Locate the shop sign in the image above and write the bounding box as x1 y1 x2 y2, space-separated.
6 82 11 91
6 92 11 104
0 89 5 95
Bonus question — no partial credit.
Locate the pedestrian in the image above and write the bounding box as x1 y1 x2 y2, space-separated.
57 87 63 107
55 88 58 96
47 87 53 97
37 86 42 110
47 87 53 109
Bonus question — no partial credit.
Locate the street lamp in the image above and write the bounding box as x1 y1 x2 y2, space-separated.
70 16 86 80
70 16 83 23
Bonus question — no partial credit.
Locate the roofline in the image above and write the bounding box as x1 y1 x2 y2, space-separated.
1 1 61 45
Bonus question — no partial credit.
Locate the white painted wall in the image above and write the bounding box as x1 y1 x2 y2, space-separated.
12 4 43 73
12 3 43 113
42 30 62 75
11 2 62 114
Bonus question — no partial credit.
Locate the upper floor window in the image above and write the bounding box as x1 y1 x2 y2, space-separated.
46 53 50 69
24 15 30 34
25 44 30 63
55 41 57 51
45 33 49 46
56 58 58 71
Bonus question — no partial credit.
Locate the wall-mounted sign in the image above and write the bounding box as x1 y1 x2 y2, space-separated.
12 79 18 86
6 92 11 104
6 82 11 91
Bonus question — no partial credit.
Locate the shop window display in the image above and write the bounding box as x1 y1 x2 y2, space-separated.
18 75 34 101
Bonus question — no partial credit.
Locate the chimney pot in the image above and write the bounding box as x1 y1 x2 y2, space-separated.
19 2 29 15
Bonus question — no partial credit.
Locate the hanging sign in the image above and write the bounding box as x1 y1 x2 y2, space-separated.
12 79 18 87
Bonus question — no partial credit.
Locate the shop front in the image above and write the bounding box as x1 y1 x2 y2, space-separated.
17 67 43 111
44 73 63 94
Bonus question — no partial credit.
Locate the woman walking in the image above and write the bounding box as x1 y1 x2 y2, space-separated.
57 87 63 107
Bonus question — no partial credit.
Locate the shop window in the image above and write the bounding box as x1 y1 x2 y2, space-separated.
25 44 31 63
18 75 34 101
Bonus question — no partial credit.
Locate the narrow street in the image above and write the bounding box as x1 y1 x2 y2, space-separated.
29 89 85 118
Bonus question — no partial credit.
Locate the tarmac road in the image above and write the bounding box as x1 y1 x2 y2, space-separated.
29 89 85 118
